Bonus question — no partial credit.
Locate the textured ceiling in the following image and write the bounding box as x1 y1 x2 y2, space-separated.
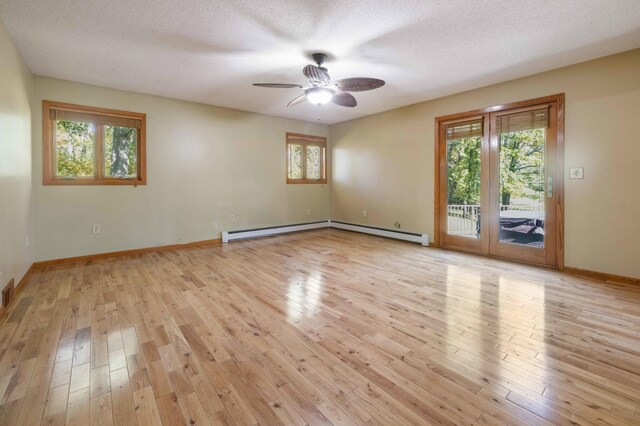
1 0 640 124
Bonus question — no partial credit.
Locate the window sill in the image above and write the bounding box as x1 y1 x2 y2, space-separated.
43 178 146 186
286 179 327 185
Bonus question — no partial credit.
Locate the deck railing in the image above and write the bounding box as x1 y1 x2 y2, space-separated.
447 205 480 237
500 204 539 212
447 204 541 237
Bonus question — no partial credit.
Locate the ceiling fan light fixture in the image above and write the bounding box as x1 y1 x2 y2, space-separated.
305 87 334 105
253 52 384 108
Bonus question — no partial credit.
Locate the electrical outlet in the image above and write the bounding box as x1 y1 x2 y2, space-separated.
92 224 101 234
307 209 311 215
230 214 235 221
213 222 219 230
362 210 367 217
569 167 584 179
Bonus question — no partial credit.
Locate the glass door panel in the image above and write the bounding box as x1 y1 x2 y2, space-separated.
439 117 489 253
489 104 557 266
498 128 546 247
447 135 481 239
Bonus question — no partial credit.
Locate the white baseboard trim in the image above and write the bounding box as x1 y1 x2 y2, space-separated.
222 220 429 246
330 221 429 246
222 221 330 243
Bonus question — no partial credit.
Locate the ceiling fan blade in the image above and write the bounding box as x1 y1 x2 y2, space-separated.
287 93 307 107
331 91 357 108
303 65 330 86
334 78 385 92
253 83 303 88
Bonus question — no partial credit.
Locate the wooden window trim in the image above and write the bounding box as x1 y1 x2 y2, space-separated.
43 100 147 186
433 93 565 270
286 132 327 184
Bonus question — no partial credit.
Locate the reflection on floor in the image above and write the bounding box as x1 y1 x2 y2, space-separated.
1 229 639 425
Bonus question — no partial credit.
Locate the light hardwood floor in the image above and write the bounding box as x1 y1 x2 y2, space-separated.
1 229 640 425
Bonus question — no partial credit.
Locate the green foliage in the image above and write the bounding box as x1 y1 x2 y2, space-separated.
288 144 303 179
447 137 481 205
306 146 321 180
499 129 544 205
288 144 322 180
446 129 545 206
56 120 95 177
56 121 137 178
105 126 137 177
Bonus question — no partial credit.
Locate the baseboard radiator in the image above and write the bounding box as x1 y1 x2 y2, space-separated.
330 221 429 246
222 220 429 246
222 221 330 243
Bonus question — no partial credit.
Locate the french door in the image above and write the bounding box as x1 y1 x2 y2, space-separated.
436 95 564 268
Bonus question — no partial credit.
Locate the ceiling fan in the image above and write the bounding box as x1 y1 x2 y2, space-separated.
252 53 385 108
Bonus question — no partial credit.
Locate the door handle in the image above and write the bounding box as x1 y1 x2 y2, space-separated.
547 176 553 198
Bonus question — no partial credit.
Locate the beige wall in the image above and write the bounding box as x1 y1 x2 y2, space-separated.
0 18 34 286
14 37 640 278
330 49 640 279
33 77 329 261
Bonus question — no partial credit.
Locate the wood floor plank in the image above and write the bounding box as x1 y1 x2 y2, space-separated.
109 367 136 426
1 357 36 404
16 373 50 425
132 385 163 425
69 362 91 394
90 336 109 369
42 383 70 424
90 365 111 399
177 392 209 426
0 398 24 426
156 391 187 426
90 392 113 426
1 229 640 425
66 387 90 426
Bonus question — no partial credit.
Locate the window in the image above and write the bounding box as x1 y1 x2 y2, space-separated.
286 133 327 184
43 101 146 185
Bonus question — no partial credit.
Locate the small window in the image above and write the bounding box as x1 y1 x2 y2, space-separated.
43 101 146 185
286 133 327 184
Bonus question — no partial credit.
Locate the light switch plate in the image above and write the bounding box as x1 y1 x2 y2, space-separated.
569 167 584 179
